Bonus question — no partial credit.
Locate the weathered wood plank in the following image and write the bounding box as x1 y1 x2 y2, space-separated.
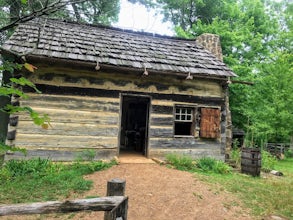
20 108 119 125
15 134 118 149
0 196 125 216
149 126 173 138
21 100 120 113
150 115 174 126
151 105 173 115
25 84 225 106
149 138 221 149
5 148 117 161
29 70 224 98
149 148 224 160
17 121 119 137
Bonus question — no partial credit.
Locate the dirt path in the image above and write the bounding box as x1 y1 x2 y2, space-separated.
72 163 252 220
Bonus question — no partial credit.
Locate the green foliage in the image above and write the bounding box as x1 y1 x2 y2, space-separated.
0 61 51 153
0 141 26 155
3 158 53 177
230 148 241 167
166 154 195 171
197 158 293 218
196 157 231 174
166 154 231 174
0 158 116 203
284 149 293 158
164 0 293 145
261 150 277 171
0 0 121 31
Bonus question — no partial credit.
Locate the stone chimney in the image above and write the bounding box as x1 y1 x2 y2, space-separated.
196 33 223 62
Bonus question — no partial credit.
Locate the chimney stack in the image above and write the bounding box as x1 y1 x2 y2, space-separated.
196 33 223 62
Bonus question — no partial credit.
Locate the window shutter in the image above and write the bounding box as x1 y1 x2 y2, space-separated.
200 108 220 138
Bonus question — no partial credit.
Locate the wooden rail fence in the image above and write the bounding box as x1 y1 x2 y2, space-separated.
0 178 128 220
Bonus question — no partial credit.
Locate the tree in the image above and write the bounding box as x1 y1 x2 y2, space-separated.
0 0 120 33
152 0 293 145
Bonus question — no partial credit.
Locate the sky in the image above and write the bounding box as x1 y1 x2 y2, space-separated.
114 0 174 36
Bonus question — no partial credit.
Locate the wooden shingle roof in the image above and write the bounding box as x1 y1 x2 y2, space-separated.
1 18 236 78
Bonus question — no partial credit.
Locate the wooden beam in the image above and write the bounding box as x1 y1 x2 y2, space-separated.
0 196 125 216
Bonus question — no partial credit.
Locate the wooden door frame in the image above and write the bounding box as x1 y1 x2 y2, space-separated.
117 93 151 157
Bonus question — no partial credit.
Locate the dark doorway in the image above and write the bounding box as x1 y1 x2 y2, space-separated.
119 95 150 156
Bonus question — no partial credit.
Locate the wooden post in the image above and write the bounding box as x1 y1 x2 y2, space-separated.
104 178 127 220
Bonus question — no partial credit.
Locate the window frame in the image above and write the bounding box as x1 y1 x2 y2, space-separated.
173 105 196 137
173 104 221 139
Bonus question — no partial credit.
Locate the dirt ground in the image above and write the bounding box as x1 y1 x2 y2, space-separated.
0 162 254 220
71 163 252 220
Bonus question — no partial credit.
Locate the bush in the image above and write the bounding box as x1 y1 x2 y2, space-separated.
166 154 195 171
230 148 241 167
284 149 293 158
166 154 231 174
4 158 56 177
261 150 277 170
0 158 116 203
196 157 231 174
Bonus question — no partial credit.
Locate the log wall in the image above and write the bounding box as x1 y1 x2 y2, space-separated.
149 98 226 160
6 63 228 161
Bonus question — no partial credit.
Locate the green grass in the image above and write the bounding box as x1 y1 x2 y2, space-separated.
167 154 293 219
0 158 116 204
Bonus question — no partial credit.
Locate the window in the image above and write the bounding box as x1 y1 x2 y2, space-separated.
174 106 220 138
174 107 193 136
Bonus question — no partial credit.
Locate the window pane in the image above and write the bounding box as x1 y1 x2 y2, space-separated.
176 108 180 114
175 115 180 120
187 109 191 114
182 115 186 120
174 122 192 135
187 115 191 120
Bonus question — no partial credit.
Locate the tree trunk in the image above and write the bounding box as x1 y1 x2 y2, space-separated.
0 69 12 143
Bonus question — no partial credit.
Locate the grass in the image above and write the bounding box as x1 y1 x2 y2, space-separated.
166 154 293 219
0 158 116 204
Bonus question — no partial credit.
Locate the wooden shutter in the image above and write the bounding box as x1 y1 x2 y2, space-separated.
200 108 220 138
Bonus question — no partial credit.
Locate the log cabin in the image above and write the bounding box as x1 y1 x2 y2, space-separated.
1 18 236 161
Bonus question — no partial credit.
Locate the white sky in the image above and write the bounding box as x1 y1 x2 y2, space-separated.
114 0 174 36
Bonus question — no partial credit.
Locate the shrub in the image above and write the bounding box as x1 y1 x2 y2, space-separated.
284 149 293 158
166 154 195 171
4 158 56 177
261 150 277 170
196 157 231 174
230 148 241 167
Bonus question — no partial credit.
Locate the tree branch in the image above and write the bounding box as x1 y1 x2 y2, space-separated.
0 0 88 32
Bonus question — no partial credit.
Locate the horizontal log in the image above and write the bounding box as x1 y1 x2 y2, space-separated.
15 134 118 149
150 115 174 126
149 148 224 160
5 148 117 161
149 138 221 149
17 121 119 137
29 71 223 97
20 108 119 125
26 84 225 106
149 127 173 138
21 94 120 112
21 100 120 113
0 196 126 216
151 105 173 115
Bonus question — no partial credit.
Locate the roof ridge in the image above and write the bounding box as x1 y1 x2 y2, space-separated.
31 17 197 42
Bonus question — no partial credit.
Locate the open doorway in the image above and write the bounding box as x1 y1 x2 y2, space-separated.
119 94 150 156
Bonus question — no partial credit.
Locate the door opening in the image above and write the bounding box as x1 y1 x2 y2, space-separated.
119 95 150 156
